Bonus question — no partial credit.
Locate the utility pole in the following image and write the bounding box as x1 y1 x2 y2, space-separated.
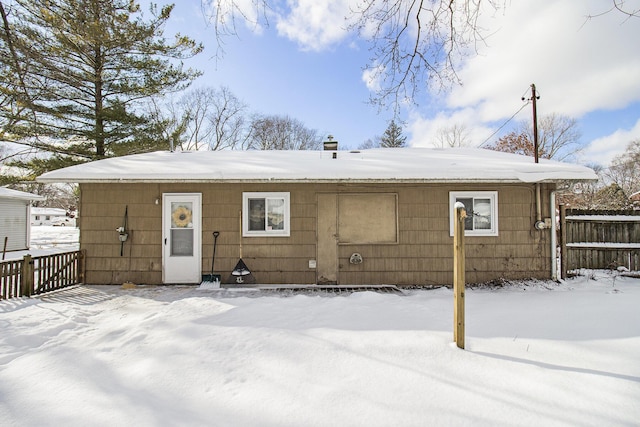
530 84 540 163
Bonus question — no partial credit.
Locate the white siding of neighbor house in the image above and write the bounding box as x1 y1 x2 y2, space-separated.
31 207 68 226
0 198 29 251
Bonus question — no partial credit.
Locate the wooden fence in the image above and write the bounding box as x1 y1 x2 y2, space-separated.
0 250 85 300
560 208 640 277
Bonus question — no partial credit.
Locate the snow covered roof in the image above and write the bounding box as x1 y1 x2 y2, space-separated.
36 147 598 184
0 187 45 201
31 207 67 216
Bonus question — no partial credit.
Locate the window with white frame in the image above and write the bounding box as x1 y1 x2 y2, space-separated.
243 192 290 237
449 191 498 236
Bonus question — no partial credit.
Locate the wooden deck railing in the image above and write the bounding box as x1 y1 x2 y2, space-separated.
0 250 85 300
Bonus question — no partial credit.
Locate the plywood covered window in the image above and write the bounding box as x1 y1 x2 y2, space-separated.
243 192 290 237
449 191 498 236
338 193 398 244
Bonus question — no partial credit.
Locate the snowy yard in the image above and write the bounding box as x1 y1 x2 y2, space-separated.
4 225 80 261
1 227 639 426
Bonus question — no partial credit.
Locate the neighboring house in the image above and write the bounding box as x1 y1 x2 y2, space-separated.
0 187 44 252
50 216 76 227
630 191 640 205
31 207 69 226
37 147 597 286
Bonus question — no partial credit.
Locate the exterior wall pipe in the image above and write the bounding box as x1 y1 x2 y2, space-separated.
534 183 546 230
550 190 557 281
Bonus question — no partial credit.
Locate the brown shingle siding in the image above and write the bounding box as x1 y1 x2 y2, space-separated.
78 182 555 285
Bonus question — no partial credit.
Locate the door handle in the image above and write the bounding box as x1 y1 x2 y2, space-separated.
164 238 167 245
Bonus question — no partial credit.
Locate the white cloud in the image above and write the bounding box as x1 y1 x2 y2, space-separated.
200 0 267 35
408 108 495 148
406 0 640 162
581 118 640 166
275 0 354 51
361 63 384 92
448 1 640 120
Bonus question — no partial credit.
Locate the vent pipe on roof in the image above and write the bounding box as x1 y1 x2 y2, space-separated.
323 135 338 151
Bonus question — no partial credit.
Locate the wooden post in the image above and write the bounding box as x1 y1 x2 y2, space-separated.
78 250 86 283
21 254 34 297
453 203 466 349
559 204 567 280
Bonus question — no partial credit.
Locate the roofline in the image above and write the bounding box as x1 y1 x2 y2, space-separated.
36 177 585 185
0 192 45 201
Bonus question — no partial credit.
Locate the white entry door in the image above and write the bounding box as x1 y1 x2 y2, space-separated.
162 193 202 283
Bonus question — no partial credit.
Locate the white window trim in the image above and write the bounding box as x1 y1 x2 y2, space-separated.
449 191 499 236
242 192 290 237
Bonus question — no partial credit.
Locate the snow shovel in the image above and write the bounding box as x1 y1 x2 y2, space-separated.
226 211 256 285
201 231 221 286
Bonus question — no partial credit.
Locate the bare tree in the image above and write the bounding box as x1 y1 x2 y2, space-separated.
247 115 323 150
201 1 636 111
593 183 634 209
604 139 640 196
488 131 535 157
201 0 504 110
350 1 505 111
433 123 471 148
531 114 582 161
488 113 582 161
7 181 78 210
148 86 248 151
585 1 640 21
562 144 640 209
178 86 248 151
200 0 270 59
358 135 382 149
557 163 604 209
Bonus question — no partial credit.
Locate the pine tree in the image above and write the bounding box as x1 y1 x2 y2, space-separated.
0 0 202 174
380 120 406 148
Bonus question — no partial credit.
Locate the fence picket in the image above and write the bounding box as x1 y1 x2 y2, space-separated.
562 209 640 274
0 250 84 300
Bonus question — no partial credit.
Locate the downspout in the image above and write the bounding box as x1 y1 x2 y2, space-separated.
534 183 544 230
549 190 557 281
533 183 556 279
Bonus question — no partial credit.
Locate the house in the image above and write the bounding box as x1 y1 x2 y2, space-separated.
37 146 597 286
31 207 71 226
0 187 44 252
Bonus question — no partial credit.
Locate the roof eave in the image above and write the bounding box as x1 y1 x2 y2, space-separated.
36 177 590 185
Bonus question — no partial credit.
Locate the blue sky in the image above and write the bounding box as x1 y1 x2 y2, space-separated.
161 0 640 167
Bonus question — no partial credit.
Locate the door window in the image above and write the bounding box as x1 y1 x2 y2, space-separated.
170 202 194 256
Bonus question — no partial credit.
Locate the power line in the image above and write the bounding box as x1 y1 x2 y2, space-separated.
478 100 530 148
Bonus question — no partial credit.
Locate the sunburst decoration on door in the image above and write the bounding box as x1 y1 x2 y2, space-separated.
171 203 193 228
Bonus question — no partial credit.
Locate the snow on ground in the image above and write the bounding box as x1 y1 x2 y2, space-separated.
4 225 79 260
1 228 639 426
